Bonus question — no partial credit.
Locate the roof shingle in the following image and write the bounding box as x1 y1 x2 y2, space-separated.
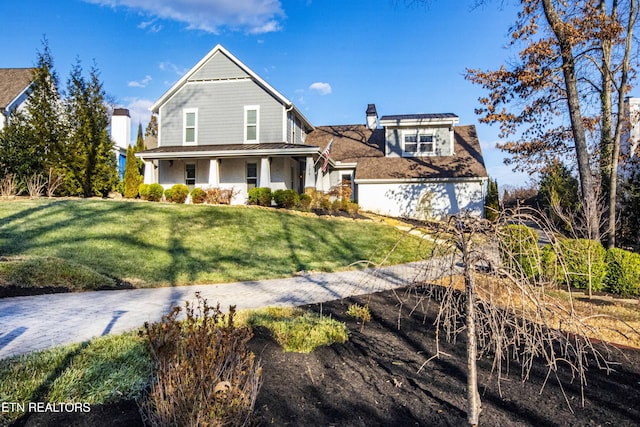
0 68 35 110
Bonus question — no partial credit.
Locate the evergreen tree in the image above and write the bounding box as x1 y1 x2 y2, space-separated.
62 60 117 197
484 177 500 221
537 162 580 231
0 38 64 186
123 145 141 198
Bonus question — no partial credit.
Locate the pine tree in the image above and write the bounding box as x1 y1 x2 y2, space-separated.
62 60 117 197
484 177 499 221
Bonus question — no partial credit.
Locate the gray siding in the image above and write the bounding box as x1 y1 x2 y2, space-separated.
160 80 285 146
385 126 453 157
189 51 249 81
286 112 307 145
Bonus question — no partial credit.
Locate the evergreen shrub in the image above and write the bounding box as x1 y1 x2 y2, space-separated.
248 187 272 206
147 184 164 202
273 189 299 208
499 224 541 279
547 238 607 292
190 187 206 204
297 193 312 210
138 183 150 200
167 184 189 203
605 248 640 296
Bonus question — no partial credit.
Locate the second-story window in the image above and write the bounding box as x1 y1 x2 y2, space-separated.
184 109 198 145
245 105 259 142
403 131 434 156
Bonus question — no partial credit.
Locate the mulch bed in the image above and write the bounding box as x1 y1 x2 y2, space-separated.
12 286 640 426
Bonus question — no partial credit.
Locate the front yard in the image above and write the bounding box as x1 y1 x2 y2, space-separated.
0 198 428 291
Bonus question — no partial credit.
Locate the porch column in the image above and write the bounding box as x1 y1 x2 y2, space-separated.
304 156 315 192
143 160 155 184
259 157 271 188
208 158 220 187
315 167 324 191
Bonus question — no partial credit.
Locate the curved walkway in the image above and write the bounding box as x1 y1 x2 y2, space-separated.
0 260 449 360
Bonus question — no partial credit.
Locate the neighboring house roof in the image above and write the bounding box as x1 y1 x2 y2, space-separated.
137 142 320 159
0 68 34 111
150 44 313 131
305 125 385 163
306 124 487 181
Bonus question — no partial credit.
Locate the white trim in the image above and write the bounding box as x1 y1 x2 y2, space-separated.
401 129 435 157
136 146 320 160
379 116 460 127
183 108 198 146
244 105 260 143
355 177 487 184
157 108 163 147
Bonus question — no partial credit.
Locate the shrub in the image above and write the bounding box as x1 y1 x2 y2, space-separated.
140 294 261 426
273 189 299 209
147 184 164 202
206 187 236 205
190 187 206 204
605 248 640 296
548 238 607 292
166 184 189 204
331 199 344 212
346 303 371 331
499 224 541 280
344 201 360 216
138 183 150 200
248 187 272 207
297 193 312 210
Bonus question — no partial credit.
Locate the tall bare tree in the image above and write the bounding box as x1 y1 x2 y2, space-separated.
466 0 639 244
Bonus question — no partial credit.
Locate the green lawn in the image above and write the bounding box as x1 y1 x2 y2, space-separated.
0 198 428 288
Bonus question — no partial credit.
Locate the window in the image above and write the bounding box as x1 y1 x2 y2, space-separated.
245 106 259 142
183 109 197 145
403 131 434 155
246 163 257 189
185 164 196 186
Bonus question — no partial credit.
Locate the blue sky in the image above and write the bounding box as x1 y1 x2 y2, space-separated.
1 0 532 186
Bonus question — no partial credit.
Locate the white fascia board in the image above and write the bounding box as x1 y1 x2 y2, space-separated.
6 82 33 111
333 161 358 169
379 117 460 127
354 177 487 184
136 146 320 160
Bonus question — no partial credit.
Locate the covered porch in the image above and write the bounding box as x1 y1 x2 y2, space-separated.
136 143 333 204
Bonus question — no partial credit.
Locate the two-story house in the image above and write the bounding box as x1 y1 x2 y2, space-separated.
137 45 487 219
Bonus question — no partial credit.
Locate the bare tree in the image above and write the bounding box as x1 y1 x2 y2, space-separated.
25 173 47 198
396 210 638 426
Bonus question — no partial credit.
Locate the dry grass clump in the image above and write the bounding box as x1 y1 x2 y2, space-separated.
432 274 640 349
139 294 261 426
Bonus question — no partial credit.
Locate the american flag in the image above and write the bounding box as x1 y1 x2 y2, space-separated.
321 138 333 173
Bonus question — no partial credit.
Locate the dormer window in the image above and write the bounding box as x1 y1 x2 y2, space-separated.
403 131 434 156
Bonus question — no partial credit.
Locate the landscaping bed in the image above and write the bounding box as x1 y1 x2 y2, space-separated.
10 286 640 426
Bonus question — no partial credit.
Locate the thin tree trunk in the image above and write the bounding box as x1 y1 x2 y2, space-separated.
608 0 637 249
465 266 481 426
541 0 600 241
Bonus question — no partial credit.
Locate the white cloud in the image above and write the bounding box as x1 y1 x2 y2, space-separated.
308 82 332 95
128 75 152 88
159 61 188 76
84 0 285 34
124 97 154 127
138 19 162 32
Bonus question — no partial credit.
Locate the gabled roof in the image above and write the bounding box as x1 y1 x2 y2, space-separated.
0 68 35 111
150 44 313 130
